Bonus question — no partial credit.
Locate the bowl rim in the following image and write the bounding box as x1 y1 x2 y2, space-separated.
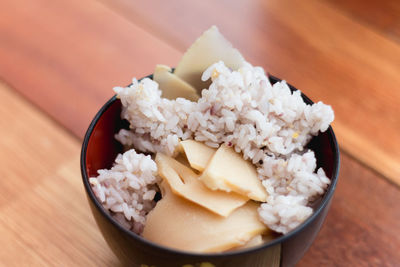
80 75 340 258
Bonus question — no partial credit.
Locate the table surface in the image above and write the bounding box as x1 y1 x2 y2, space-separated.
0 0 399 266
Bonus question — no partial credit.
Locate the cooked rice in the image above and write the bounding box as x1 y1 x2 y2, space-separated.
89 149 159 233
91 61 334 235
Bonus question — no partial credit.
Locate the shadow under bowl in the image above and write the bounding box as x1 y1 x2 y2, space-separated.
81 75 340 267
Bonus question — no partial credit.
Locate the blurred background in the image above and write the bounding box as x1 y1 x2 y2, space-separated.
0 0 399 266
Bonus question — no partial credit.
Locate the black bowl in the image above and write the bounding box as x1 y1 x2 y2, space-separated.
81 75 340 267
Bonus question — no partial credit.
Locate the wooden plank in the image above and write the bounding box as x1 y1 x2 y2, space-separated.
299 154 400 266
0 158 119 266
0 82 118 266
1 79 400 266
96 0 400 185
0 1 399 266
325 0 400 42
0 0 181 138
1 78 399 265
0 82 75 207
1 0 399 184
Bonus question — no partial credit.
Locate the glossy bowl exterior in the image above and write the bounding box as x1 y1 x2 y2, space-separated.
81 76 340 267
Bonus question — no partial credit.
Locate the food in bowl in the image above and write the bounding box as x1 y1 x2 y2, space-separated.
89 26 334 253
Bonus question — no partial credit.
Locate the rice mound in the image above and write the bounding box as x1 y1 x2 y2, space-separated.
90 61 334 235
89 149 159 234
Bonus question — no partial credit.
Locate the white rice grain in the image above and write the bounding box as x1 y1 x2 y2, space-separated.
93 60 334 235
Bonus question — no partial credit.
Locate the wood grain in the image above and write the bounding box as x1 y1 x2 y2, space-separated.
96 0 400 186
0 0 181 138
1 0 400 184
299 154 400 266
0 82 118 266
0 0 400 266
325 0 400 42
1 80 399 266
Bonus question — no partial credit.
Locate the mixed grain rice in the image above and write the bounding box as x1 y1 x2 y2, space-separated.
90 61 334 235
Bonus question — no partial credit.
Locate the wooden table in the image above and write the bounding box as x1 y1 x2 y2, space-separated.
1 0 399 266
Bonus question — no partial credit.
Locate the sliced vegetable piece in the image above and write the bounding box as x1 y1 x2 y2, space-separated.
180 140 216 171
155 153 248 217
200 144 268 202
143 182 267 253
229 235 264 251
174 26 245 92
153 64 199 101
